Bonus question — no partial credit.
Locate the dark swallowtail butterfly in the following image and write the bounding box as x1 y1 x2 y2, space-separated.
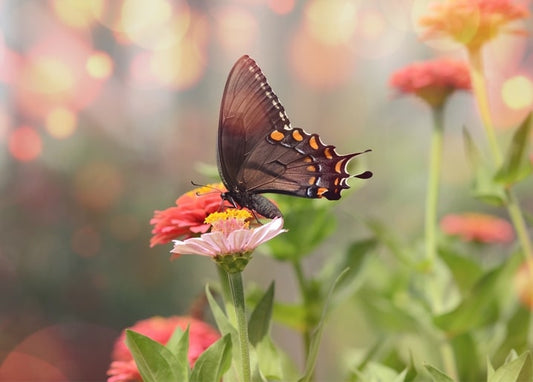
217 55 372 219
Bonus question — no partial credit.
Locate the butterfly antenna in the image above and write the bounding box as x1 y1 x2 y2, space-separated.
190 181 224 196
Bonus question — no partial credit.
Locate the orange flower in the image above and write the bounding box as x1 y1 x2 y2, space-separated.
107 316 220 382
515 260 533 309
420 0 529 51
440 212 514 243
389 58 471 107
150 183 230 247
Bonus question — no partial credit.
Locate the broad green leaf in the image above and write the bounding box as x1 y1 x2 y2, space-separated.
298 268 349 382
438 246 483 294
190 334 232 382
495 113 533 185
451 333 480 381
433 252 522 336
424 364 455 382
264 195 336 261
489 351 532 382
463 127 506 205
493 305 531 364
352 362 408 382
323 238 377 304
166 326 190 382
248 282 274 346
125 330 181 382
205 284 237 338
271 302 306 331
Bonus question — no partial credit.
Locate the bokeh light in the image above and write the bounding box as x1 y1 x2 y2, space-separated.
45 106 77 139
289 26 355 90
86 51 113 80
501 75 533 110
268 0 295 15
120 0 190 50
304 0 358 45
8 126 42 162
213 6 258 53
52 0 105 29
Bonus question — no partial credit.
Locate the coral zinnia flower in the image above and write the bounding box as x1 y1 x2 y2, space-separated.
150 183 230 247
171 210 286 272
420 0 529 51
389 58 471 107
440 212 514 243
107 316 220 382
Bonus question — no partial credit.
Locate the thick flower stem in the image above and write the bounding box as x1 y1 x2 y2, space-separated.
467 47 533 261
228 271 251 382
425 106 445 268
217 266 237 324
467 46 533 350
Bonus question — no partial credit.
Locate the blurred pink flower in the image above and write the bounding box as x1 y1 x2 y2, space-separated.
150 183 229 247
515 260 533 309
389 58 471 107
107 316 220 382
171 210 286 262
420 0 529 50
440 212 514 243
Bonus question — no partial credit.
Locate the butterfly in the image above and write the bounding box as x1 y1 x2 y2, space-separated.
217 55 372 219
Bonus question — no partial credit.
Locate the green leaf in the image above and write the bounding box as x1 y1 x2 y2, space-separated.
165 326 190 382
205 284 237 337
493 305 531 363
451 333 480 381
298 268 350 382
489 351 532 382
264 195 336 261
495 113 533 185
438 247 483 293
248 282 274 346
190 334 233 382
463 127 506 205
424 364 455 382
433 251 522 336
323 238 377 303
125 329 182 382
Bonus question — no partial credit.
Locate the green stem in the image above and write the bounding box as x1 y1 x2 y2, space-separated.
467 47 532 261
228 271 251 382
292 260 312 358
425 106 445 268
217 266 237 324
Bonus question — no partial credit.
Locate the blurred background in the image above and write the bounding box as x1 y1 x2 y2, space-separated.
1 0 532 380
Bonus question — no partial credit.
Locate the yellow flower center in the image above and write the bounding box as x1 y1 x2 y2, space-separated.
205 209 253 235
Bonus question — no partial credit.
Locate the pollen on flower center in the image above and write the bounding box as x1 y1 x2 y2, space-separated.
205 209 253 235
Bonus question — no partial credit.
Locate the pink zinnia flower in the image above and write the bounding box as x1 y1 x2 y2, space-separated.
150 183 230 247
171 210 286 272
440 212 514 243
420 0 529 51
107 316 220 382
389 58 471 107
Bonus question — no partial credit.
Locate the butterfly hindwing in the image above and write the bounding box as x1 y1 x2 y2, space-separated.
217 55 372 217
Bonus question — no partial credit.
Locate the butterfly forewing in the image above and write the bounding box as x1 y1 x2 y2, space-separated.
217 55 372 215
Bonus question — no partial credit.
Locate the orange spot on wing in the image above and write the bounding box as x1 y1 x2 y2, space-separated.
317 187 328 197
306 165 317 172
324 147 334 159
292 129 304 141
270 130 285 141
335 159 345 173
308 176 316 185
309 136 319 150
303 156 313 163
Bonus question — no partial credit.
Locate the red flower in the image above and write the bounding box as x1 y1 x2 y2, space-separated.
389 58 471 107
150 183 229 247
420 0 529 51
107 316 220 382
440 212 514 243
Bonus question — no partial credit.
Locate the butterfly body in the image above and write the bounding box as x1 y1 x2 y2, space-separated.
217 55 372 218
